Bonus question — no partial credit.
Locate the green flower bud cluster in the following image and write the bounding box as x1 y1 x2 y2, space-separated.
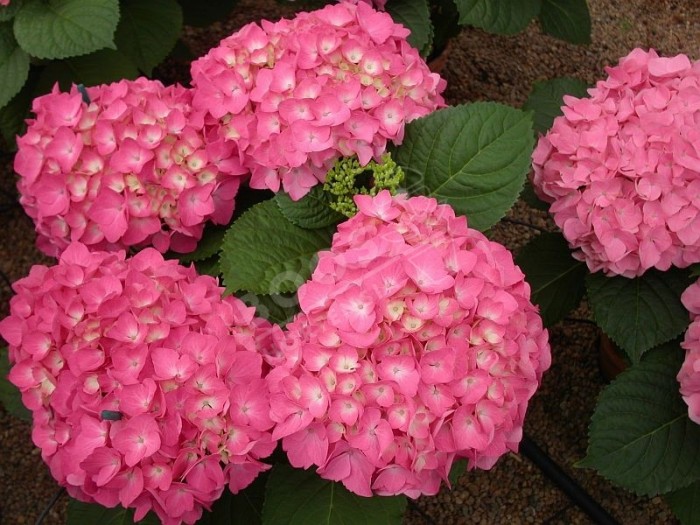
323 153 404 217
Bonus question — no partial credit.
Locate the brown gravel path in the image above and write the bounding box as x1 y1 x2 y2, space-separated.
1 0 699 523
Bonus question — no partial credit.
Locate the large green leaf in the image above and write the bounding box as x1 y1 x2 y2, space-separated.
115 0 182 75
0 22 29 109
13 0 120 59
274 186 344 230
523 76 588 134
262 464 406 525
0 347 31 421
586 269 691 363
37 48 139 92
396 102 534 231
539 0 591 44
385 0 433 55
666 480 700 525
220 200 334 295
66 499 159 525
516 232 587 327
0 0 22 22
177 0 238 27
453 0 542 34
579 343 700 496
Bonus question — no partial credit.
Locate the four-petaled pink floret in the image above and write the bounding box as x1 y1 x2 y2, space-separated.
679 280 700 424
190 1 445 200
266 190 551 498
14 78 246 257
532 48 700 277
0 244 278 525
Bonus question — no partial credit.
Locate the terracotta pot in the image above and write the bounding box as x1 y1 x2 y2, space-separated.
598 333 629 381
427 40 452 75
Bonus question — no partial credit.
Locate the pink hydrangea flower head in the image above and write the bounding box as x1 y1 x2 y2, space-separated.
532 48 700 277
15 78 245 257
0 1 10 6
267 191 551 497
679 279 700 424
190 1 445 200
0 244 278 525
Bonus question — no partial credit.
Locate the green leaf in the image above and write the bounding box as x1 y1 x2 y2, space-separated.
0 347 31 421
262 464 406 525
539 0 591 44
666 480 700 525
37 48 139 92
176 226 226 264
66 499 159 525
199 472 268 525
238 291 299 327
578 343 700 496
519 180 549 211
516 232 587 327
396 102 534 231
586 269 691 363
220 200 333 295
115 0 182 75
523 76 588 134
194 255 221 278
274 186 344 230
690 264 700 279
177 0 238 27
0 22 29 109
0 64 35 147
448 459 467 486
454 0 542 34
14 0 120 59
0 0 22 22
385 0 433 55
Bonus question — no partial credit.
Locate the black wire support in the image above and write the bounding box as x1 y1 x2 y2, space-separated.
563 317 598 326
500 217 552 234
34 487 65 525
520 434 620 525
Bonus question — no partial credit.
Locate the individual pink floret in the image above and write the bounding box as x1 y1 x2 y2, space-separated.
532 48 700 277
266 191 551 498
189 1 445 200
0 244 278 525
15 78 246 257
679 280 700 424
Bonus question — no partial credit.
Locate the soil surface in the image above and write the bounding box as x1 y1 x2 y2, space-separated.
1 0 699 523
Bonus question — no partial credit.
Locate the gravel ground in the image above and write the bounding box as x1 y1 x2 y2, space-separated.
1 0 699 523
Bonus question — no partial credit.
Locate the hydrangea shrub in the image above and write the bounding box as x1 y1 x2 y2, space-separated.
0 1 559 523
